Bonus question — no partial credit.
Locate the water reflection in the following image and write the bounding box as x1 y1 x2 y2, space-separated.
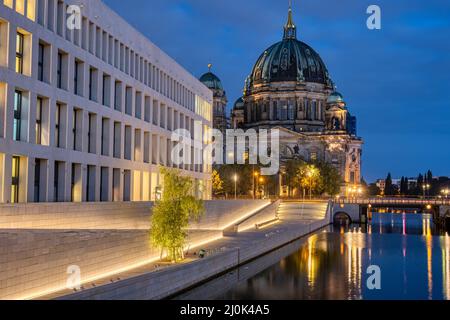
183 213 450 300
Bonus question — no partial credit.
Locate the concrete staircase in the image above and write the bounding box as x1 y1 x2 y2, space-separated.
277 201 329 221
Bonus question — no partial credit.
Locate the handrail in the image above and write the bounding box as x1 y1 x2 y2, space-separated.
335 197 450 206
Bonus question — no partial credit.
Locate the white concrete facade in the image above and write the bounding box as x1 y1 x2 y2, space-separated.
0 0 213 203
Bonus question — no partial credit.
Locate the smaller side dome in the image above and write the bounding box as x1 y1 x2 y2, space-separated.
199 72 223 90
199 65 223 91
233 97 244 110
327 91 346 107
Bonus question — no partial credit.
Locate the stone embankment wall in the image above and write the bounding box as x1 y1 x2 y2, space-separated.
0 200 270 299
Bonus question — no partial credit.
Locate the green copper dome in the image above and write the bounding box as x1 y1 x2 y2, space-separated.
199 72 223 91
233 97 244 110
248 6 332 88
327 91 345 105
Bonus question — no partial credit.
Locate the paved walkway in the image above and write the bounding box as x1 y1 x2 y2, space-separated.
42 201 329 300
199 201 328 255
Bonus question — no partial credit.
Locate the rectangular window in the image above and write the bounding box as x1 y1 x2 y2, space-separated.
34 158 41 202
11 156 20 203
54 161 60 202
4 0 13 8
101 118 110 156
86 165 95 202
57 52 62 88
47 0 54 31
71 163 76 202
74 60 79 95
125 86 132 116
15 0 25 15
55 103 61 148
100 167 108 202
38 43 44 81
72 108 82 151
13 90 22 141
89 67 97 101
27 0 36 21
36 97 42 144
15 32 24 74
102 74 111 106
88 113 96 154
72 109 77 150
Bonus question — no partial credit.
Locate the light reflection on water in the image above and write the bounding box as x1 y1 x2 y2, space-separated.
178 213 450 300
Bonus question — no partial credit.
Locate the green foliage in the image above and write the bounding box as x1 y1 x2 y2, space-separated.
316 162 342 196
283 159 342 197
215 164 254 197
368 183 381 196
384 173 394 195
150 168 204 262
212 169 224 196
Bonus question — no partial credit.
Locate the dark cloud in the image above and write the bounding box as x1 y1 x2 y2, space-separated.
104 0 450 181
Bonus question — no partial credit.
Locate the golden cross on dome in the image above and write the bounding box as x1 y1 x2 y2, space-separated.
208 63 212 72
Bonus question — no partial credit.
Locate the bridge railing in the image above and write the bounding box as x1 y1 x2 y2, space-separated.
335 197 450 206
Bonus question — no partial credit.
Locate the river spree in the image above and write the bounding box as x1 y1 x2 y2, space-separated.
176 213 450 300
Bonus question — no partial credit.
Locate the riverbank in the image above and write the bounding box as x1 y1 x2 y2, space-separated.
47 201 331 300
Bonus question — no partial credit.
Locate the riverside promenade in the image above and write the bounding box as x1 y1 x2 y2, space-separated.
46 201 331 300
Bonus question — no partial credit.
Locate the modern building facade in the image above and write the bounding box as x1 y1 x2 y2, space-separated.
231 5 363 195
0 0 213 203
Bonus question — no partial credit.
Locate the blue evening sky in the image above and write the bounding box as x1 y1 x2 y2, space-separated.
103 0 450 182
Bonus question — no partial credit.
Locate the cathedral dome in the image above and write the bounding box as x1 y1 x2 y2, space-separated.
199 70 223 91
248 7 331 88
233 97 244 110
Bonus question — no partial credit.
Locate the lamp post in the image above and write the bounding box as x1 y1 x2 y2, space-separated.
253 170 259 200
423 184 430 198
259 176 265 199
234 174 238 200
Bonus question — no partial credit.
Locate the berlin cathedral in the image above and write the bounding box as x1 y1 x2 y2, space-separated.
200 5 363 196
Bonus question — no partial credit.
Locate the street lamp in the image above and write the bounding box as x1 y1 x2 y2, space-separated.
422 184 430 198
259 177 265 199
253 170 259 200
306 166 319 200
441 188 449 199
233 174 238 200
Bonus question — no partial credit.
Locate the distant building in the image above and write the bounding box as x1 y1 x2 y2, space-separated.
199 65 228 134
231 97 245 129
376 178 418 193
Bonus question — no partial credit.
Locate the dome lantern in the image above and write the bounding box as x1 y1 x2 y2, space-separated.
283 1 297 40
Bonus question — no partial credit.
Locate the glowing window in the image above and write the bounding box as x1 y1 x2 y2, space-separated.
27 0 36 21
15 0 25 15
15 32 24 74
11 156 20 203
3 0 13 9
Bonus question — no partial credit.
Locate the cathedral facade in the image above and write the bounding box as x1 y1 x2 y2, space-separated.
231 6 363 196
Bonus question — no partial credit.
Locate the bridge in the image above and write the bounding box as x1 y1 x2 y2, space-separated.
331 197 450 226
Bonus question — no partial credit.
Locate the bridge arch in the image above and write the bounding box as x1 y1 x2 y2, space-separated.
333 211 352 226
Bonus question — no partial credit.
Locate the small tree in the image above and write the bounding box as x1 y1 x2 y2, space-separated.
150 168 205 262
212 169 224 197
298 164 320 199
